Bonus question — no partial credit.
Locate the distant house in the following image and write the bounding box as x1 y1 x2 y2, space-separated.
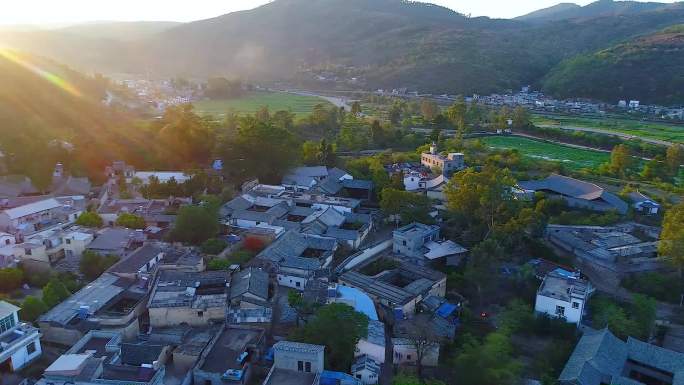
339 262 446 315
148 270 230 328
351 354 381 385
263 341 326 385
393 222 467 265
193 326 265 385
0 197 84 236
228 267 272 324
0 300 43 372
107 243 164 280
629 191 660 215
535 271 590 325
421 143 465 176
257 231 338 290
559 328 684 385
519 174 628 214
86 228 145 257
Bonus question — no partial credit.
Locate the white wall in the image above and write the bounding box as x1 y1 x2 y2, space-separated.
534 294 583 325
353 368 379 385
8 334 42 371
356 339 385 364
392 340 439 367
277 274 308 291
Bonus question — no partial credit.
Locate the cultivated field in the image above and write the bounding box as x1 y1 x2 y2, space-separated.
481 136 610 169
532 114 684 145
194 91 332 117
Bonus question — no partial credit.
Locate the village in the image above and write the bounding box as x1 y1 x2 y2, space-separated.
0 132 681 385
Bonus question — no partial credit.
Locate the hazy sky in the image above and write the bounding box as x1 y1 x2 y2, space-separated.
0 0 678 25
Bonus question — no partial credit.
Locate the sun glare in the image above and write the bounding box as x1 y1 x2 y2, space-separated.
0 49 82 98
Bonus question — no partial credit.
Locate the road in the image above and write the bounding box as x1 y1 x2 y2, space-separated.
274 89 353 111
537 124 676 147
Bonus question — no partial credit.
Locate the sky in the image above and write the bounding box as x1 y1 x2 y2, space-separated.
0 0 679 25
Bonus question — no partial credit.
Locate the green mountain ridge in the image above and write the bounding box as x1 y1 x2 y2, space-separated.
1 0 684 103
542 24 684 104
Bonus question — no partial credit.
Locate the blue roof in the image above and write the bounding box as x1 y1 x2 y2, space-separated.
436 302 459 318
337 286 378 321
321 371 363 385
552 268 576 279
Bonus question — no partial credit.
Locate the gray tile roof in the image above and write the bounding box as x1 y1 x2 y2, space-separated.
290 167 329 178
108 244 162 274
316 178 343 195
558 328 684 385
342 179 374 190
325 227 360 241
120 342 165 366
231 210 277 223
327 168 350 181
273 341 324 354
230 267 269 301
519 174 628 214
258 230 337 265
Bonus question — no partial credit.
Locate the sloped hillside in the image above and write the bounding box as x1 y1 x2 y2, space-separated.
542 25 684 104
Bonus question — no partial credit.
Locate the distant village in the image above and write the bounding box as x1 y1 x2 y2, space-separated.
0 135 680 385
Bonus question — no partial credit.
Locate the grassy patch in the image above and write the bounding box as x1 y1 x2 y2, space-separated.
361 257 400 276
481 136 610 169
532 114 684 144
194 91 332 117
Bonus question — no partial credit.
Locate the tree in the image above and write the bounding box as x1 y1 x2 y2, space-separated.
512 106 530 129
453 331 522 385
170 205 219 245
207 258 232 271
291 303 368 371
380 188 434 225
317 139 336 167
220 115 299 183
201 238 228 255
660 202 684 275
42 278 71 308
302 141 320 166
20 296 48 322
400 316 442 379
465 239 505 304
115 213 146 229
204 77 243 99
666 144 684 176
388 101 404 125
640 155 668 181
0 268 24 292
608 144 634 177
75 211 103 228
631 294 657 340
445 165 517 238
446 97 467 130
350 101 362 116
79 251 120 281
243 237 265 253
369 120 386 148
420 99 440 122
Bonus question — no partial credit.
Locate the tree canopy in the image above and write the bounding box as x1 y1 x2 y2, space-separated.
291 303 369 371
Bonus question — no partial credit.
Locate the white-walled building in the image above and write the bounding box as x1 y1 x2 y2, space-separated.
0 301 42 372
534 271 590 325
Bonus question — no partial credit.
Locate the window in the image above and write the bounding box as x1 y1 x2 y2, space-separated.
356 375 362 379
298 361 304 371
65 238 71 245
555 305 565 317
4 239 9 245
296 282 301 287
402 240 407 246
572 302 580 309
197 311 204 317
407 354 412 360
0 314 16 334
26 341 36 355
25 248 32 256
305 362 311 372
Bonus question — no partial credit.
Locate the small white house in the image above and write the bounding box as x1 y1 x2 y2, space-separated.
0 301 43 372
629 191 660 215
392 337 440 367
534 271 590 325
351 355 381 385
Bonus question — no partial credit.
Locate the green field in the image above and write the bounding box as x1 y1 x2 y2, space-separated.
481 136 610 169
194 91 332 117
532 114 684 144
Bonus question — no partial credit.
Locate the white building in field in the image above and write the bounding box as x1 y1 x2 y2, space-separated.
0 301 42 372
534 271 590 325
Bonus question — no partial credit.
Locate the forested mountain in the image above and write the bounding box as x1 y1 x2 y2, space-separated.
516 0 678 23
1 0 684 103
542 25 684 104
0 51 146 187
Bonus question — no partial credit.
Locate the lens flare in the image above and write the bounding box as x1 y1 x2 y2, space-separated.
0 49 82 98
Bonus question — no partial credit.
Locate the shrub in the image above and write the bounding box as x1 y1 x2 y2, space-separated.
201 238 228 255
20 296 48 322
0 268 24 292
115 213 146 229
75 211 103 228
244 237 265 253
207 258 232 271
80 251 120 281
